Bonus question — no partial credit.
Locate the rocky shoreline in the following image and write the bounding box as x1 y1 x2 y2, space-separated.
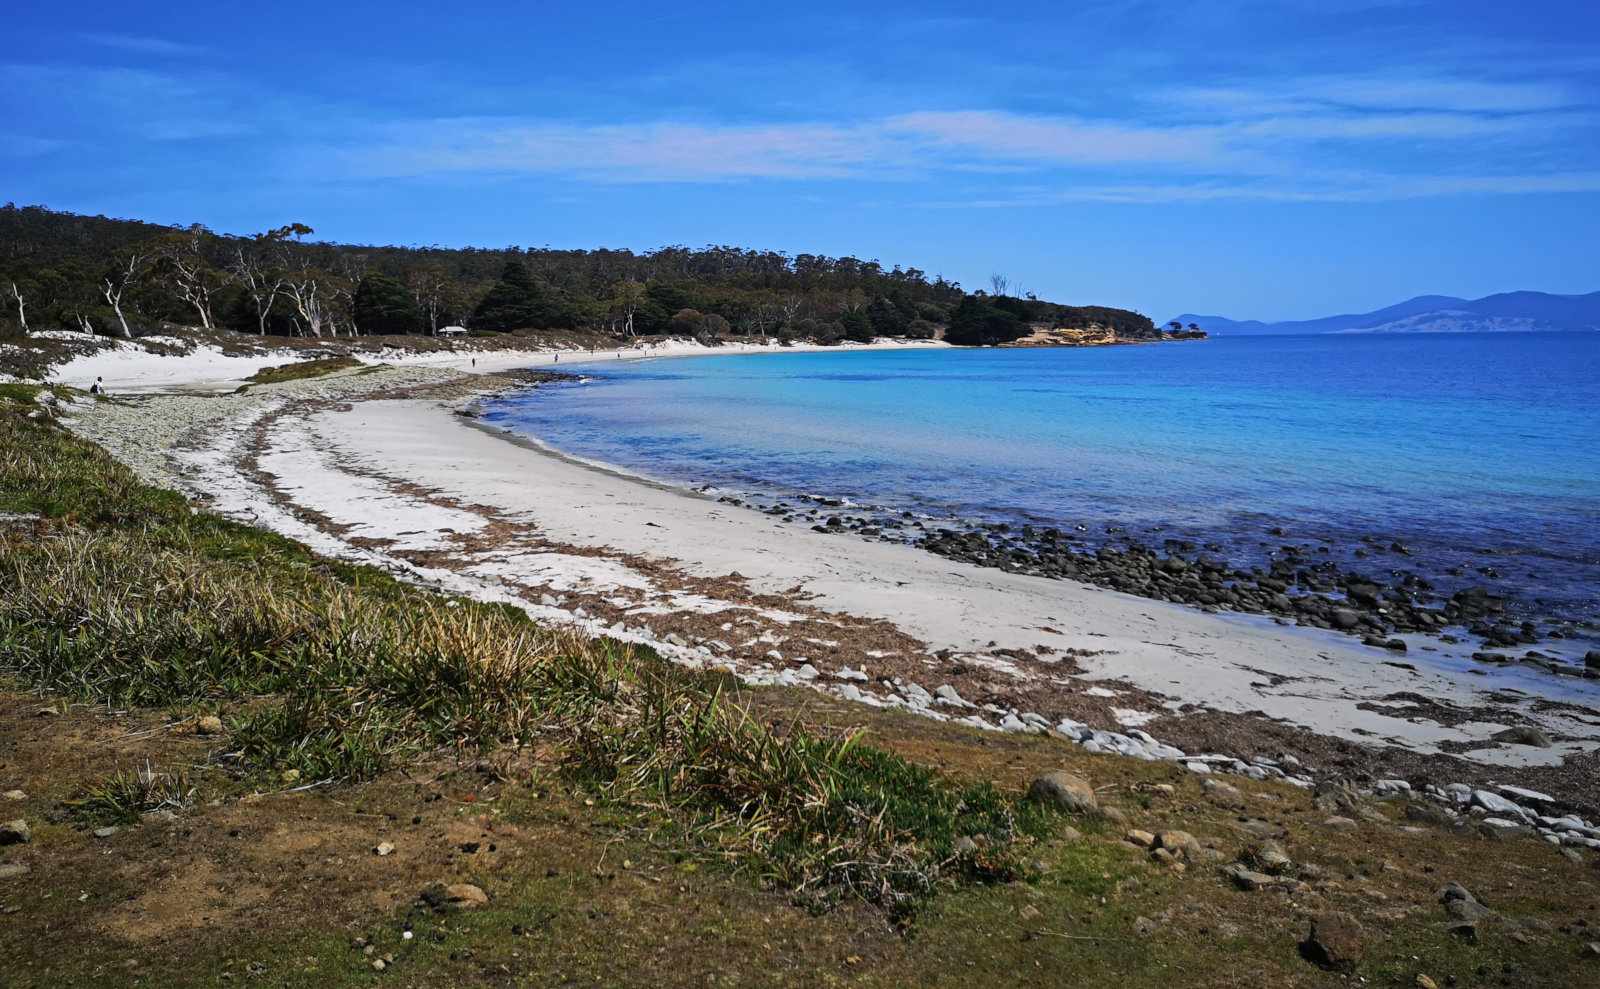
687 487 1600 684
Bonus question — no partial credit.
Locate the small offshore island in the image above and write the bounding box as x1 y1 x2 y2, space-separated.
4 206 1599 987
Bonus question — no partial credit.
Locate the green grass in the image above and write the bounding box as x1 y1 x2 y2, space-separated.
0 382 86 406
235 354 364 390
0 406 1075 918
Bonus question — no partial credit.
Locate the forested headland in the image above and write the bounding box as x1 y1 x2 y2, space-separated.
0 204 1162 347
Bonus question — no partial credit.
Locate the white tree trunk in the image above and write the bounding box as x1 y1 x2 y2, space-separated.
102 278 132 339
7 282 25 334
101 253 145 339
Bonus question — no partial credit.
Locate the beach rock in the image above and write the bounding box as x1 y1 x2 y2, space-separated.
1372 778 1412 798
1492 726 1552 748
1447 921 1479 943
93 826 119 839
1302 913 1364 971
1438 882 1494 922
1155 830 1202 861
0 819 29 845
419 882 487 912
374 841 395 857
1201 779 1246 809
1346 582 1381 607
1224 864 1278 891
2 791 25 802
0 863 29 880
1587 651 1600 670
1404 802 1459 827
1027 772 1097 814
1313 779 1379 820
1125 829 1156 848
1331 608 1361 630
1445 897 1494 922
1472 789 1529 820
1245 840 1293 874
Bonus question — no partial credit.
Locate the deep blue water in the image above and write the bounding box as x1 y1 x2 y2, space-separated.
483 334 1600 639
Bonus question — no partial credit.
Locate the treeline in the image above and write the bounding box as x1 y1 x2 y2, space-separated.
0 204 1158 345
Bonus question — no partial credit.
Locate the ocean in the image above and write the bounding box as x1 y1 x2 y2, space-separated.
481 333 1600 654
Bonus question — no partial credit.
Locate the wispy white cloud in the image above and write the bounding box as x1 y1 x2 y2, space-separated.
334 93 1592 196
77 33 209 57
349 119 895 182
926 170 1600 206
1169 74 1578 116
884 111 1231 166
10 55 1597 205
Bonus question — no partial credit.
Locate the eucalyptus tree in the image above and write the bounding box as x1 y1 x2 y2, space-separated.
158 224 223 329
101 248 150 338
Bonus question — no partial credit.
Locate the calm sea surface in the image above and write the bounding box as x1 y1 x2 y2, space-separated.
483 334 1600 641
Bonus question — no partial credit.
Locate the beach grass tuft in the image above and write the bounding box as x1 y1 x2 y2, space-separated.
234 354 364 391
64 763 197 826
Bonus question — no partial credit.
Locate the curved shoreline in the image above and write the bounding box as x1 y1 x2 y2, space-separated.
476 354 1600 683
51 359 1600 818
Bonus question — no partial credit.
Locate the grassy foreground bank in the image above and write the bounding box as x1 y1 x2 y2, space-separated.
1 394 1597 987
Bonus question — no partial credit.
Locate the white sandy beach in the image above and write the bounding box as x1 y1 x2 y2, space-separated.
36 333 949 394
48 349 1600 780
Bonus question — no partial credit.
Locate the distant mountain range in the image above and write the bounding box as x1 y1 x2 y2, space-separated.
1170 290 1600 336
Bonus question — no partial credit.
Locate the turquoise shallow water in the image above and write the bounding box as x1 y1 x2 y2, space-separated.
483 334 1600 634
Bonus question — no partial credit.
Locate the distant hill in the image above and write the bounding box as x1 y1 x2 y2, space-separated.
1172 290 1600 336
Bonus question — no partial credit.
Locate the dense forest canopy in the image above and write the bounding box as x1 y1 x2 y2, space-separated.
0 204 1159 345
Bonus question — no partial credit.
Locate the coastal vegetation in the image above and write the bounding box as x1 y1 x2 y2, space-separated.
0 204 1160 346
0 403 1056 918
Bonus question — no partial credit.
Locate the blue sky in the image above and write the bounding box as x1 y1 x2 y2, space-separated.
4 1 1598 321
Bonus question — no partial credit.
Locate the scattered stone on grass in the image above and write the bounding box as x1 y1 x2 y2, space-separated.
420 881 488 912
1301 912 1364 971
1026 771 1097 814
